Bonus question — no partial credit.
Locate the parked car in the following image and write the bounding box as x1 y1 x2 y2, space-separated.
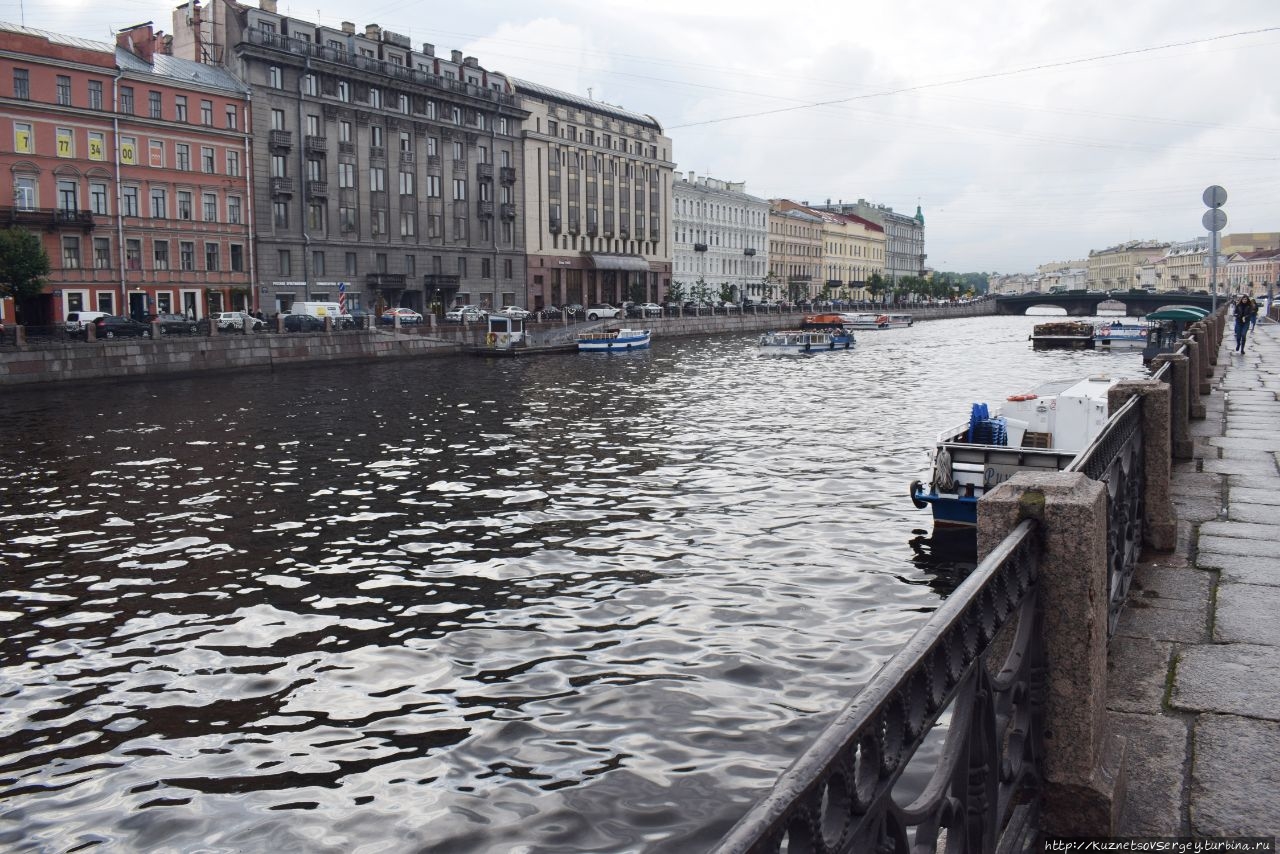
638 303 663 317
65 310 109 337
563 303 584 318
283 313 325 332
585 303 621 321
93 314 151 339
214 311 265 332
496 305 531 320
154 313 200 335
443 305 484 322
380 307 425 325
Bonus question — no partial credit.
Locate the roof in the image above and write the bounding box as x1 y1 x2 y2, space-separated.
116 48 249 93
0 21 114 53
512 78 662 132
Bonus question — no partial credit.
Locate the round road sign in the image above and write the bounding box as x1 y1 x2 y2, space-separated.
1203 185 1228 209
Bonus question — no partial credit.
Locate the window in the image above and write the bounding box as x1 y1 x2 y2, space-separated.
13 122 32 154
453 179 466 201
453 214 467 241
337 81 349 102
400 211 416 236
369 167 385 192
339 206 356 231
122 186 139 217
304 74 317 96
457 257 467 278
404 254 415 276
339 121 352 142
369 88 381 108
427 213 441 238
230 244 244 273
55 127 74 158
398 171 414 194
478 145 488 164
398 94 409 114
425 175 440 198
345 252 357 275
203 193 218 222
481 258 491 278
371 126 383 148
312 251 325 275
278 249 291 276
175 96 187 122
120 136 137 164
177 191 193 220
94 238 111 269
499 117 508 135
90 183 108 215
62 236 81 269
371 209 387 235
56 75 71 105
126 239 142 271
149 90 162 118
271 109 285 130
306 159 322 181
205 242 219 271
338 163 355 188
148 139 164 168
150 188 167 219
56 181 76 213
425 101 436 119
227 196 242 224
426 136 438 157
307 203 324 231
201 146 215 173
306 114 320 136
13 68 29 99
226 105 238 129
271 154 287 177
399 131 411 152
180 241 195 271
227 150 241 177
375 253 387 273
273 201 288 228
120 86 134 114
88 132 106 161
504 258 513 279
452 141 463 160
176 144 191 170
269 66 282 88
154 240 170 270
451 106 462 124
201 100 213 125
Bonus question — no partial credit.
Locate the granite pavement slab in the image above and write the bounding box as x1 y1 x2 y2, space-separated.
1213 583 1280 645
1171 642 1280 721
1190 714 1280 837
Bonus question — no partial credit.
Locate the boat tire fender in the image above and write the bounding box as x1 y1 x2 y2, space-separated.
909 480 928 510
1007 393 1038 402
485 332 496 345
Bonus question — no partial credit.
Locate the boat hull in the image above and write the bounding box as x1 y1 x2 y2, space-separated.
577 329 651 351
758 330 854 354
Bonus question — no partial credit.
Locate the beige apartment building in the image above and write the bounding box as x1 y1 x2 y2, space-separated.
1159 238 1209 292
1086 240 1168 290
770 199 884 300
516 81 673 310
767 202 823 302
1226 248 1280 294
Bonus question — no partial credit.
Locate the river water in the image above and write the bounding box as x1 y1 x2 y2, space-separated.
0 314 1150 853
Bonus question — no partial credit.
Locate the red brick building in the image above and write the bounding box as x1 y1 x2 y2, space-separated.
0 22 252 326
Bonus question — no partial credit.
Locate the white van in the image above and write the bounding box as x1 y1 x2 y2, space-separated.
289 301 350 328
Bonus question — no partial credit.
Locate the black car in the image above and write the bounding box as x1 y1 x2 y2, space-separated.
153 313 200 335
283 314 325 332
93 315 151 339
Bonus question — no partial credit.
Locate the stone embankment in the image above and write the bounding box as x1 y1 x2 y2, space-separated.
0 302 996 388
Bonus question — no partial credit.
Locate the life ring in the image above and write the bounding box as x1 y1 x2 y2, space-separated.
1007 393 1038 401
485 332 496 345
909 480 928 509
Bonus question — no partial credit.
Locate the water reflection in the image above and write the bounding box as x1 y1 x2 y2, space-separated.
0 315 1151 852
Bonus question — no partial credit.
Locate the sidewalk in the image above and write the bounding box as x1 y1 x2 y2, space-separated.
1109 317 1280 837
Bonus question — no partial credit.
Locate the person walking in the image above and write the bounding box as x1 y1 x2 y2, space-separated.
1233 297 1253 353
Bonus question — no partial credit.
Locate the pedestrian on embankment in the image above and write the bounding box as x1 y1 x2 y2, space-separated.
1233 297 1252 352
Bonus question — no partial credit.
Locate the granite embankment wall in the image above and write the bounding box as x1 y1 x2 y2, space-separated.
0 302 996 388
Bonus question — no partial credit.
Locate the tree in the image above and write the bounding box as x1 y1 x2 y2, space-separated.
0 228 50 319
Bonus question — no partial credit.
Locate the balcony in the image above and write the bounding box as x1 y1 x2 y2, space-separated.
568 219 580 234
500 203 516 220
693 242 708 252
744 247 757 256
424 273 460 290
339 141 355 155
499 166 517 185
477 201 494 218
369 146 386 160
304 135 327 154
476 163 494 181
268 130 292 149
271 177 294 196
365 272 407 289
306 180 328 198
0 207 95 230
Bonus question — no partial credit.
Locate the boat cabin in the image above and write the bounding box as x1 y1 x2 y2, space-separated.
484 314 525 349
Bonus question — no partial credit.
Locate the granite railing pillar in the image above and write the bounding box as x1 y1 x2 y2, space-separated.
276 314 285 333
1109 380 1176 549
1182 332 1211 399
1150 353 1192 460
978 472 1126 837
14 325 26 348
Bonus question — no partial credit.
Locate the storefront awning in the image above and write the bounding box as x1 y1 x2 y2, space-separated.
586 253 650 272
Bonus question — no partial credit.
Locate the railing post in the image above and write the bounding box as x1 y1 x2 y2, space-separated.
977 471 1127 837
1150 353 1192 460
1109 380 1176 550
1181 333 1210 402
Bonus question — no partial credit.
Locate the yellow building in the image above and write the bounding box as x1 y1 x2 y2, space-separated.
768 202 823 302
771 200 885 300
1086 241 1168 290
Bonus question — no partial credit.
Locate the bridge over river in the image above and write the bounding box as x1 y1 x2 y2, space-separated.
996 290 1217 317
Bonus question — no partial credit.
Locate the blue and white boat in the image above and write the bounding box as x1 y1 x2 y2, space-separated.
758 314 855 355
839 312 890 330
577 327 651 351
910 375 1120 527
1094 320 1151 350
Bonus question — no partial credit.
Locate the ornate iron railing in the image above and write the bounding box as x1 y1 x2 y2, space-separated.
713 521 1045 854
1064 395 1144 638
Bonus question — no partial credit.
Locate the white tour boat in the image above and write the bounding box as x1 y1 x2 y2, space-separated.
577 327 652 352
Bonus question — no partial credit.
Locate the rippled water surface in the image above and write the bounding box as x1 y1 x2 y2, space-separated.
0 315 1150 853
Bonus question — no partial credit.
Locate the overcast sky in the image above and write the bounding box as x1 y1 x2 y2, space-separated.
6 0 1280 273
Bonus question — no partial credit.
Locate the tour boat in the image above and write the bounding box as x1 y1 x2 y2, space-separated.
577 327 652 351
840 312 890 330
909 375 1121 527
480 314 526 351
885 314 914 328
758 314 855 355
1093 320 1151 350
1029 320 1095 349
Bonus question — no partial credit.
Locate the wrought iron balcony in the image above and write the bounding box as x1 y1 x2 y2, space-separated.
744 247 757 256
369 146 386 160
268 130 292 149
0 207 95 230
476 163 494 181
339 141 355 155
500 203 516 220
306 180 328 198
477 201 494 218
399 149 414 164
270 177 294 196
694 242 708 252
304 135 327 154
549 218 561 233
423 273 461 289
499 166 517 185
427 154 442 169
365 272 407 288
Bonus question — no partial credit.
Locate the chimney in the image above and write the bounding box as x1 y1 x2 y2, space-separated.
421 42 434 56
116 22 156 64
259 0 276 11
365 24 381 39
688 171 696 184
341 21 355 34
451 49 462 63
464 56 479 67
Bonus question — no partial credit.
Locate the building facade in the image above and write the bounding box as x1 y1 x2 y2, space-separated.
1225 248 1280 294
172 0 529 316
1085 240 1168 291
767 203 823 302
0 21 252 325
812 199 924 283
1158 238 1209 292
773 199 884 300
516 80 672 310
670 171 768 303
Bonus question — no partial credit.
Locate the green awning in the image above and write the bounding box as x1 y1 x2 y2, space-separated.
1146 306 1210 321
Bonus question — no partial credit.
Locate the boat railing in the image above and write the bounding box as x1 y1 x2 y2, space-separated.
712 520 1045 854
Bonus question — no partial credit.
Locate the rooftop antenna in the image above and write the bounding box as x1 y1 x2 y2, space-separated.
587 87 593 100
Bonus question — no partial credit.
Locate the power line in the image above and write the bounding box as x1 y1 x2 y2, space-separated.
668 25 1280 130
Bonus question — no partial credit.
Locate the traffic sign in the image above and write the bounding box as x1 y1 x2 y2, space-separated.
1203 185 1227 209
1202 208 1227 233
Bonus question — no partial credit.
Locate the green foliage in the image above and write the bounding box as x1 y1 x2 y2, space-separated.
0 228 50 305
627 281 647 304
665 280 687 303
718 283 735 303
